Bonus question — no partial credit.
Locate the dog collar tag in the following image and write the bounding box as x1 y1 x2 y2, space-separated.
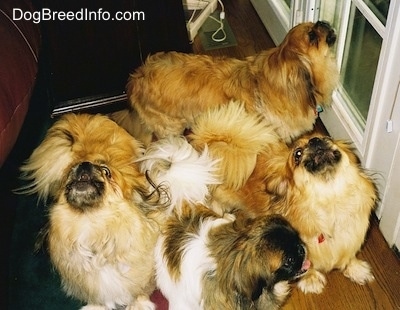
315 105 323 116
318 233 325 244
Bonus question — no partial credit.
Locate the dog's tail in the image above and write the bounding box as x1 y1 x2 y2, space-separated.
137 136 221 214
188 101 280 190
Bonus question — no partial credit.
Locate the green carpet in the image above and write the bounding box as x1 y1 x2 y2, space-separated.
199 11 237 50
7 117 83 309
9 195 83 309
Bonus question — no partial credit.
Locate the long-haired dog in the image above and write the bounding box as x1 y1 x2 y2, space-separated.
111 21 338 145
19 113 161 310
188 103 378 294
155 204 310 309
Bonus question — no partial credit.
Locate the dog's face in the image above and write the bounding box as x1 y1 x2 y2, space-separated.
288 135 359 183
263 216 309 283
284 21 336 55
20 113 148 208
65 161 113 211
229 214 309 307
20 114 163 308
252 215 309 291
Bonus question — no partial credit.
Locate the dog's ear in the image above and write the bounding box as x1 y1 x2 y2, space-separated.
265 177 290 197
297 65 317 109
17 118 75 201
263 56 320 129
261 153 293 197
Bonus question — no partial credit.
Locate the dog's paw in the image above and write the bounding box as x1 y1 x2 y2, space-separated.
222 212 236 222
127 295 156 310
297 269 327 294
343 258 374 285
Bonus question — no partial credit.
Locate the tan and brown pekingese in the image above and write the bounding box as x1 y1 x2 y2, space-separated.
188 103 378 294
111 21 338 145
155 204 310 310
19 113 162 310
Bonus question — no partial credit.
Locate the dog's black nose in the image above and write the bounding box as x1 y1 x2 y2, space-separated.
66 161 104 209
76 162 94 181
308 137 323 148
315 20 332 30
315 21 336 46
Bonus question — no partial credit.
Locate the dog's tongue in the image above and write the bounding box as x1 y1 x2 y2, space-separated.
302 259 311 271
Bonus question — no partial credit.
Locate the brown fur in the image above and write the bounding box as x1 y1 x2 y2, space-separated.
188 101 280 191
214 134 378 294
157 204 309 309
112 21 338 145
187 102 377 293
19 114 161 309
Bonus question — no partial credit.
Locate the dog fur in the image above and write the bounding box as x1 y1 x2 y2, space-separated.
19 113 161 310
111 21 338 145
137 135 221 214
188 103 378 294
155 204 310 309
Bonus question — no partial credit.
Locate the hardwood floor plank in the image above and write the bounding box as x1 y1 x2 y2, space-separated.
192 0 274 57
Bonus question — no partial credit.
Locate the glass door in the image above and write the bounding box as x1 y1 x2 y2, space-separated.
319 0 389 150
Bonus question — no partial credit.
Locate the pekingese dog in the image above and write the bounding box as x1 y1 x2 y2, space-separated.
188 103 378 294
111 21 338 145
155 204 310 310
19 113 162 310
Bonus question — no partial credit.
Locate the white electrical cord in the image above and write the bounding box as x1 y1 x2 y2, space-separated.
210 0 227 42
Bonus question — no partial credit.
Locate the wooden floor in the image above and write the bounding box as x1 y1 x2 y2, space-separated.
191 1 400 309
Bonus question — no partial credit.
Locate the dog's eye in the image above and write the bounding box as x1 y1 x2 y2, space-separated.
100 166 111 178
294 148 303 165
308 30 318 44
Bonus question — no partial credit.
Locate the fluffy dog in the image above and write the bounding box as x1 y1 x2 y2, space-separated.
155 204 310 309
19 113 161 310
111 21 338 145
188 103 378 294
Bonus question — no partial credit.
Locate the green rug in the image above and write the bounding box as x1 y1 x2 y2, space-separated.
199 11 237 50
7 116 83 309
9 194 83 310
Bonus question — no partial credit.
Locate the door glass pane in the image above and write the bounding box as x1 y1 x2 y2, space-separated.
363 0 390 24
320 1 344 36
340 6 382 127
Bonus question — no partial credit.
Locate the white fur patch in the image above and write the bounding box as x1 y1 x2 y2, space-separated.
138 136 221 212
155 216 232 309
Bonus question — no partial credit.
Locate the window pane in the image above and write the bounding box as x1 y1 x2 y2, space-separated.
363 0 390 24
320 1 344 39
341 6 382 126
